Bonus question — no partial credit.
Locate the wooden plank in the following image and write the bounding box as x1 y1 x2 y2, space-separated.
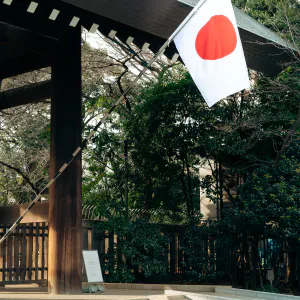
44 223 48 281
165 232 171 273
160 230 169 275
170 233 176 275
108 231 114 254
105 230 109 253
108 229 114 277
41 223 45 280
17 226 22 281
88 229 92 251
116 234 122 271
38 224 43 280
204 239 208 274
12 228 16 281
3 225 7 282
7 228 13 282
213 240 217 272
0 225 4 282
35 223 39 280
20 225 26 281
25 224 30 281
175 233 179 274
36 223 40 280
32 224 36 281
28 224 33 281
99 230 105 271
13 227 19 281
178 231 184 275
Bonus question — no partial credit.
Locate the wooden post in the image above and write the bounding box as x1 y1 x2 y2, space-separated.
124 140 129 222
48 27 82 294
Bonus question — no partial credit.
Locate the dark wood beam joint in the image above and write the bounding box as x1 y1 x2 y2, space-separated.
0 80 51 110
0 21 57 57
0 56 50 80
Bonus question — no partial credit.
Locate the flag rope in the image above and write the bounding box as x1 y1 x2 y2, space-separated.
0 0 208 245
0 43 167 245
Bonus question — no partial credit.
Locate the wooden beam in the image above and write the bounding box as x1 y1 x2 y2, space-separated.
0 202 49 224
0 80 51 110
0 21 57 57
0 1 66 41
48 27 82 295
0 55 50 80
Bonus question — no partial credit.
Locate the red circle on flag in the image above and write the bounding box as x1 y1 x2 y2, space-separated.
195 15 237 60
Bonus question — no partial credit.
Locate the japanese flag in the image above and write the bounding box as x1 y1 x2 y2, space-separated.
174 0 249 107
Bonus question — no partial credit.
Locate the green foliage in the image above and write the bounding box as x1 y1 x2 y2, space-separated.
237 143 300 240
182 219 226 283
83 126 127 218
83 68 203 222
123 69 203 219
96 218 168 282
233 0 300 40
258 284 280 294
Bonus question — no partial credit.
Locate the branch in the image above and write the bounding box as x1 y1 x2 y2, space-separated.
116 55 134 112
275 104 300 167
0 160 39 194
280 0 300 56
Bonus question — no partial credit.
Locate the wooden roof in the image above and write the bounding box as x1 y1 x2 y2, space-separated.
0 0 293 79
61 0 292 76
62 0 192 39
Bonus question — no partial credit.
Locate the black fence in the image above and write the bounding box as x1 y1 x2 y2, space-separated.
87 221 299 288
0 220 298 290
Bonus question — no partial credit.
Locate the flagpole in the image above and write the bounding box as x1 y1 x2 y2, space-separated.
169 0 207 42
0 0 208 245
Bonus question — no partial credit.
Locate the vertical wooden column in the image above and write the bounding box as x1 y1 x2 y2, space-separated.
48 27 82 294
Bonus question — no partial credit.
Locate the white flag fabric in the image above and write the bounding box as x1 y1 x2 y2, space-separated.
174 0 249 107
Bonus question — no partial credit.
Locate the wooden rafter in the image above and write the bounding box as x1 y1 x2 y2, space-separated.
0 56 50 80
0 80 51 110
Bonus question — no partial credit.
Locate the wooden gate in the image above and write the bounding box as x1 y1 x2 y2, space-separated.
0 223 48 286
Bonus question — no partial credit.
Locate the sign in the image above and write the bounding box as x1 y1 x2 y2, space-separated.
267 269 274 282
82 250 104 283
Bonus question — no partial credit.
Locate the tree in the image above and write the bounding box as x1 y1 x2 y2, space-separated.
0 29 165 205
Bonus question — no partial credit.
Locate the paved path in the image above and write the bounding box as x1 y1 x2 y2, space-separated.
0 285 295 300
0 288 165 300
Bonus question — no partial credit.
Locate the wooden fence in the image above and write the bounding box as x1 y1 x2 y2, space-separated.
82 221 232 283
0 220 292 287
82 221 188 277
0 223 48 286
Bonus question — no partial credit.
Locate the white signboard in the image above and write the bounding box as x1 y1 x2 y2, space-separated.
82 250 104 283
267 269 275 284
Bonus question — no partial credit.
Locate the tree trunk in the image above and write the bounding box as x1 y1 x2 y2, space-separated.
180 160 191 218
186 162 194 216
219 162 224 218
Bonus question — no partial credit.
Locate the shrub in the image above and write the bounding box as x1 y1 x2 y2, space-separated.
96 218 168 282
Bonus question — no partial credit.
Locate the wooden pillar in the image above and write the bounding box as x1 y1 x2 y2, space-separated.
48 27 82 294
